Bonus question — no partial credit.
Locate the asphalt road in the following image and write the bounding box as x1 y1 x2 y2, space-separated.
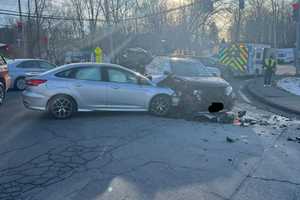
0 83 300 200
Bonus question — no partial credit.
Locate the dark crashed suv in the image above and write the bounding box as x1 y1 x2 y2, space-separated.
146 57 236 113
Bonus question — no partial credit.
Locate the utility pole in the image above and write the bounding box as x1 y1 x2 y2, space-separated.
104 0 114 62
236 8 241 42
34 0 41 58
18 0 25 57
294 1 300 75
297 0 300 75
235 0 244 42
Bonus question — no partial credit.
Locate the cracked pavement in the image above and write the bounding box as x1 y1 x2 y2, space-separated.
0 91 300 200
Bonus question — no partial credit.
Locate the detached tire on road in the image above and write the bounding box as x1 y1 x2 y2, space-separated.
0 83 5 106
15 77 26 90
149 95 171 117
48 95 77 119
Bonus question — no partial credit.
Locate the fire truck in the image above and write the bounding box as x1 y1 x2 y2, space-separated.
218 43 271 76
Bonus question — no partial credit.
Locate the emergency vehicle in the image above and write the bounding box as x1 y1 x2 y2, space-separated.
218 43 271 76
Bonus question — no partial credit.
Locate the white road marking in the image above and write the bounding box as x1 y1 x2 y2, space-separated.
238 85 251 104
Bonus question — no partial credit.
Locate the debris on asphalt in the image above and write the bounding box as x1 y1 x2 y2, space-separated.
194 113 218 122
194 112 236 124
279 124 288 128
226 136 238 143
178 107 292 131
287 137 300 143
258 120 271 126
201 138 209 142
233 118 242 126
241 117 257 125
261 114 271 119
240 122 250 127
238 111 247 118
219 112 236 124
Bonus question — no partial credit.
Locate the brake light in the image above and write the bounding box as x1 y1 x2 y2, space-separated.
26 79 47 86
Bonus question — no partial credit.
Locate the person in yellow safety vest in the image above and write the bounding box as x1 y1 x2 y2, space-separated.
263 55 277 87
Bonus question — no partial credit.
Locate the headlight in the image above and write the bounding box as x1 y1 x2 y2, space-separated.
193 90 202 96
225 86 233 96
193 90 202 101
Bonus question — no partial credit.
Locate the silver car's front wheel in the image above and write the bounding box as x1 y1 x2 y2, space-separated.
48 95 76 119
149 95 171 117
0 83 5 106
15 77 26 90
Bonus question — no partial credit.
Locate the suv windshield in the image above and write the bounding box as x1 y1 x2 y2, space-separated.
171 60 212 77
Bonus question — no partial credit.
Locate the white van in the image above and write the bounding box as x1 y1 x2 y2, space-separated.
277 48 294 64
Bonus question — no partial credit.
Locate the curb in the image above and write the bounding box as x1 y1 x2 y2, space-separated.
246 79 300 116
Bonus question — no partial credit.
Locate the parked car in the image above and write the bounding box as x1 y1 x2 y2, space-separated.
7 59 56 90
0 55 10 105
22 63 178 119
277 49 294 64
145 57 235 113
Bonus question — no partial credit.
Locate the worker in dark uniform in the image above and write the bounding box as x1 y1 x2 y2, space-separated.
263 55 276 87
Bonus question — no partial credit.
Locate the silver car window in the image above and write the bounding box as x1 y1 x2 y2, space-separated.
107 68 138 84
17 61 39 68
56 67 101 81
40 61 55 70
74 67 101 81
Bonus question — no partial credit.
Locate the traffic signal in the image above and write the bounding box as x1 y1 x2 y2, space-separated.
292 3 300 22
239 0 245 10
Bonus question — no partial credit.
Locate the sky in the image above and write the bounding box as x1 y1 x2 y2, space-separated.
0 0 26 10
0 0 27 26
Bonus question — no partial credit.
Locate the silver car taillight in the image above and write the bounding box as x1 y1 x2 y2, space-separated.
26 79 47 86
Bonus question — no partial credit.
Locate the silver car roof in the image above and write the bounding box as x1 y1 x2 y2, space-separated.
43 63 142 76
7 59 50 66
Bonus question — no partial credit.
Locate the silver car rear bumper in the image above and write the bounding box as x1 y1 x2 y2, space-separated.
22 90 47 111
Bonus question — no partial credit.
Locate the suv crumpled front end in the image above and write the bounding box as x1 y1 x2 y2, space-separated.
156 75 236 113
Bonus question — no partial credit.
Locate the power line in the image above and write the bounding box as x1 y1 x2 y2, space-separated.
0 3 196 23
0 10 106 22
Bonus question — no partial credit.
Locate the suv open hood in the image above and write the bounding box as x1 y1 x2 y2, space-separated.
178 76 230 88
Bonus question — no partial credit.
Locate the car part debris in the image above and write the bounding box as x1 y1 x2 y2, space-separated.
287 137 300 143
238 111 247 118
279 124 288 128
226 136 238 143
194 112 236 124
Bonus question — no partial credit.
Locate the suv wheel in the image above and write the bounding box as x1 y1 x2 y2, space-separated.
0 83 5 106
149 95 171 117
15 77 26 90
48 95 76 119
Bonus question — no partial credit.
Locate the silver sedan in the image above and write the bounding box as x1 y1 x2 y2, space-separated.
7 59 56 90
22 63 178 119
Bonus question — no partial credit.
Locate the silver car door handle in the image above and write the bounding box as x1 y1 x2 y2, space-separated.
75 84 82 87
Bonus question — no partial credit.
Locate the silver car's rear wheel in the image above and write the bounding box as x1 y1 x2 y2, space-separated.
48 95 76 119
0 83 5 106
15 77 26 90
149 95 171 117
